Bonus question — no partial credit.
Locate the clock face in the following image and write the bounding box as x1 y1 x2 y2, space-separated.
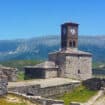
63 28 66 35
69 28 76 35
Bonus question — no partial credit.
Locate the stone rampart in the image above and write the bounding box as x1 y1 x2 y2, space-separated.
8 91 64 105
8 82 80 97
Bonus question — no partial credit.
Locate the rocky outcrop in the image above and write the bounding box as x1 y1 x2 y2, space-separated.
0 65 17 82
0 70 8 96
82 78 105 90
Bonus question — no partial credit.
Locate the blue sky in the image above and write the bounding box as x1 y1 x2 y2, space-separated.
0 0 105 39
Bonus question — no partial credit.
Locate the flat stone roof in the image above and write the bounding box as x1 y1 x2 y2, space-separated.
8 78 80 88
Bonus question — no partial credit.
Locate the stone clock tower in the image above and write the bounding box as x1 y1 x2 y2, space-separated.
61 22 78 50
24 21 92 81
49 22 92 80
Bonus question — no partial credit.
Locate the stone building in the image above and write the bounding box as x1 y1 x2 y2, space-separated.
0 65 17 82
24 61 58 79
25 22 92 80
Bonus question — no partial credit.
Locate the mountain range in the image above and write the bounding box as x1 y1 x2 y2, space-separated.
0 35 105 62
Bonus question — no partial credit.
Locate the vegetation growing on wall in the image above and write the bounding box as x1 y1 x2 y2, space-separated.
56 85 97 105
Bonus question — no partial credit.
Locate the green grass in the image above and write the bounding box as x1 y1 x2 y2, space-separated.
17 71 25 81
56 85 98 105
92 62 105 69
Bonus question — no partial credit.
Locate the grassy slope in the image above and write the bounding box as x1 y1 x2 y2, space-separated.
92 62 105 69
56 85 97 105
0 94 38 105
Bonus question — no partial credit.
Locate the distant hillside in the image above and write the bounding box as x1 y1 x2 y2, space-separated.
0 35 105 62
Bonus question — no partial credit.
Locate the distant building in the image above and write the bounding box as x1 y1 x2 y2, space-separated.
24 61 58 79
24 22 92 80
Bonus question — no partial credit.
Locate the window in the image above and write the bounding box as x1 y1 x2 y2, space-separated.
73 41 76 47
69 41 76 47
78 70 80 74
69 41 72 47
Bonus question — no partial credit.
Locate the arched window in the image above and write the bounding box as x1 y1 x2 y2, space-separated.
69 41 72 47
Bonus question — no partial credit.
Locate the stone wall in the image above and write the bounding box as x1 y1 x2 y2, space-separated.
82 78 105 90
49 53 92 80
0 65 17 82
65 55 92 80
45 70 58 79
9 91 64 105
24 68 58 79
0 71 8 96
8 82 80 97
49 53 66 77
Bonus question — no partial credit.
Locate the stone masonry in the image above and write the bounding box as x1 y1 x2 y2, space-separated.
0 65 17 82
49 50 92 80
24 22 92 80
8 78 80 97
0 70 8 96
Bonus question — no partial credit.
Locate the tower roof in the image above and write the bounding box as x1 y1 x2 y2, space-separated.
62 22 79 26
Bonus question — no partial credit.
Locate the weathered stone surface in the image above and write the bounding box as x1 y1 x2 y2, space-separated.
24 68 58 79
49 49 92 80
0 71 8 96
0 65 17 82
9 91 64 105
8 81 80 97
24 61 58 79
82 78 105 90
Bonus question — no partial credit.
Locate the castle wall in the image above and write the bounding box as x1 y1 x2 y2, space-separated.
45 69 58 78
65 55 92 80
8 82 80 97
49 53 92 80
24 68 58 79
49 53 66 77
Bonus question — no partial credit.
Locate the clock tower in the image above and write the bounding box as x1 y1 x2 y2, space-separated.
61 22 78 50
